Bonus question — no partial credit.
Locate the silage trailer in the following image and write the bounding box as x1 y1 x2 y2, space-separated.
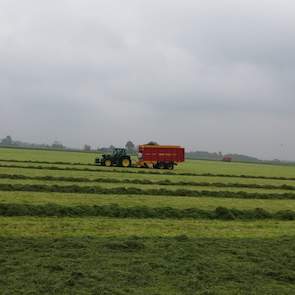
95 145 185 170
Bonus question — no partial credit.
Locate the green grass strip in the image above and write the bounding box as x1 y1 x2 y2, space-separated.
1 203 295 220
1 183 295 200
0 158 92 166
1 173 295 191
0 235 294 295
2 217 295 239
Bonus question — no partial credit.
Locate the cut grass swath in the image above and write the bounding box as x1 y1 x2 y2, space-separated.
1 203 295 220
1 163 295 181
1 173 295 190
1 183 295 200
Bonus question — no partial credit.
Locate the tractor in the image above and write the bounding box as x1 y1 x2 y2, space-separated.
95 148 132 167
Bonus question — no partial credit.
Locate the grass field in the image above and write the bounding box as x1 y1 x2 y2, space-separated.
1 147 295 294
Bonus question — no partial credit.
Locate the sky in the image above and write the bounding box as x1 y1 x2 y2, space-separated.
1 0 295 160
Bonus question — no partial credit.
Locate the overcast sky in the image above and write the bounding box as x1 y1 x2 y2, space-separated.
1 0 295 160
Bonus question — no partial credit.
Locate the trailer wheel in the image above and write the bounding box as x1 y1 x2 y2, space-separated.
104 159 112 167
166 162 174 170
158 162 165 169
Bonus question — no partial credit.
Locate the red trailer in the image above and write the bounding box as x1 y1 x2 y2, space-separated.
137 145 185 170
222 156 232 162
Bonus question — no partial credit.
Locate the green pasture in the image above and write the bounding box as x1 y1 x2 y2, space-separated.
0 161 92 169
0 147 97 163
179 159 295 178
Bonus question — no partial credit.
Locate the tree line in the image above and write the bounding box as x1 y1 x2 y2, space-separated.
0 136 146 155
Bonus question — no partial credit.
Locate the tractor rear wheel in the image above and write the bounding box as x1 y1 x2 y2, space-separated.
104 159 112 167
121 158 131 167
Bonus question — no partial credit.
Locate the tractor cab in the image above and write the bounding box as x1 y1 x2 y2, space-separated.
112 148 127 158
95 148 132 167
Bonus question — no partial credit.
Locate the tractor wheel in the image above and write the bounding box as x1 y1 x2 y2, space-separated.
121 158 131 167
104 159 112 167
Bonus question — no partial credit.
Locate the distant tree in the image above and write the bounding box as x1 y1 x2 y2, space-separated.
147 141 158 145
51 141 64 149
1 136 13 145
109 145 115 151
125 140 135 152
84 144 91 151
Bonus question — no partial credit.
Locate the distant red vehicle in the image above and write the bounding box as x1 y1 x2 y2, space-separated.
137 145 185 170
222 156 232 162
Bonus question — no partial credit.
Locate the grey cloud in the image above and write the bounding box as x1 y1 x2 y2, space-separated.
0 0 295 160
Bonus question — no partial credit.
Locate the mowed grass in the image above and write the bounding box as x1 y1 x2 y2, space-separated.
1 217 295 238
0 177 294 195
2 166 295 186
179 159 295 178
1 236 295 295
0 147 97 163
1 147 295 294
2 191 295 212
1 147 295 177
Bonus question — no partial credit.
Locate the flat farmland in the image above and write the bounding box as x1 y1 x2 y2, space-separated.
1 147 295 295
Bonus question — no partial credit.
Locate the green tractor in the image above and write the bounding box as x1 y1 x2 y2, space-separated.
95 148 132 167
